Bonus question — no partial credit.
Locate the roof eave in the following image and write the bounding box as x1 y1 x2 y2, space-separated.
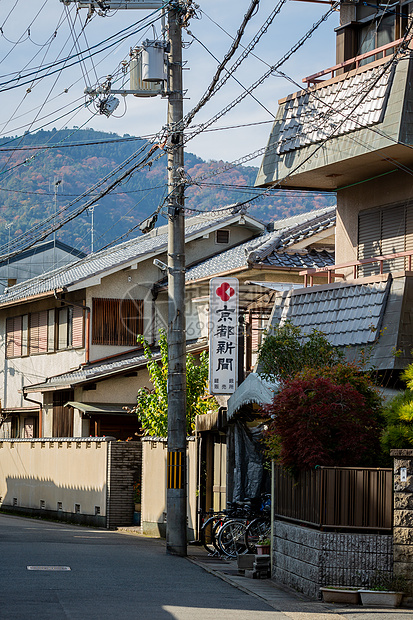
0 288 64 310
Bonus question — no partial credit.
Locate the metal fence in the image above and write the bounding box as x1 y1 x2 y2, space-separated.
273 465 393 531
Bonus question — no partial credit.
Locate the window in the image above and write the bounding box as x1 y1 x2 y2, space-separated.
56 305 84 350
10 416 19 439
6 314 28 358
92 298 143 346
358 203 413 276
23 418 35 439
357 2 409 65
216 229 230 244
5 304 84 358
30 310 48 355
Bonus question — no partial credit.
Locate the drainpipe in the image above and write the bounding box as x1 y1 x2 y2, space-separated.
22 391 43 438
54 293 91 364
85 308 90 364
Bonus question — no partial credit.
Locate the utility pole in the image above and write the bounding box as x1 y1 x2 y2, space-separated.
53 178 62 269
89 205 95 254
5 222 11 286
59 0 188 556
166 2 187 557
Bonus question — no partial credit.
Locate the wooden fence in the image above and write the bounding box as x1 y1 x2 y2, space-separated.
274 465 392 531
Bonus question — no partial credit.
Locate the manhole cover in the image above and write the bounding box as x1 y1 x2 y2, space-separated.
27 566 71 571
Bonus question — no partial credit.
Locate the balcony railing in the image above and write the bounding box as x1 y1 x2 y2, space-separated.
274 465 392 531
299 249 413 287
303 36 412 87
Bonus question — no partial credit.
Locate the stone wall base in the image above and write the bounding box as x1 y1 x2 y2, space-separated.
273 520 393 599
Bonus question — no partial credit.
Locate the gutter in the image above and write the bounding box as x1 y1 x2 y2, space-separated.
0 288 64 309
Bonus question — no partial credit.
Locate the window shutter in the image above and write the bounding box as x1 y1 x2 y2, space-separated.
13 316 22 357
29 311 47 354
358 210 381 277
405 203 413 269
30 312 40 355
6 316 22 358
381 205 405 272
38 310 48 353
72 305 84 348
48 309 55 352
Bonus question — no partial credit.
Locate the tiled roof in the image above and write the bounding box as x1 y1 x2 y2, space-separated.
269 279 391 347
277 64 393 154
0 211 261 305
263 249 334 269
24 338 207 391
185 207 335 282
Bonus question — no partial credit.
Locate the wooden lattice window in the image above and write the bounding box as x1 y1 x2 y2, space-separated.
92 298 143 346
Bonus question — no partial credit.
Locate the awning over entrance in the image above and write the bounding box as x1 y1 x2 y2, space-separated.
227 373 278 420
64 402 135 416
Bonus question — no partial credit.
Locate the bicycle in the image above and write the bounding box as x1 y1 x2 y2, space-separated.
244 515 271 553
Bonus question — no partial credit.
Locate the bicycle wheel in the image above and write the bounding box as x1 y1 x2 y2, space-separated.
217 519 248 557
200 515 221 555
244 517 271 553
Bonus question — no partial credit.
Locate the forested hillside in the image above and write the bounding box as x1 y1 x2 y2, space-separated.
0 128 335 254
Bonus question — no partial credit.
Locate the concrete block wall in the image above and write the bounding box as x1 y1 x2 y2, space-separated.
273 520 392 599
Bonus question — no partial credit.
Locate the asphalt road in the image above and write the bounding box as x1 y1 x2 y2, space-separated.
2 514 413 620
0 513 282 620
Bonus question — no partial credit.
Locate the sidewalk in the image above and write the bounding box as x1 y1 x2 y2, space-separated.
117 528 413 619
186 544 412 620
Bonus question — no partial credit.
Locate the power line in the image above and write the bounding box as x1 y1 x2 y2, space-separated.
184 0 288 128
0 7 165 92
183 0 261 127
181 4 339 142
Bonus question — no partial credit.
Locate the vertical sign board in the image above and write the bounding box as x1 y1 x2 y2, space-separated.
209 277 239 395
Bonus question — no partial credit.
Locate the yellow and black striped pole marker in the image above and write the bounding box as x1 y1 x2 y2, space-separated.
167 450 184 489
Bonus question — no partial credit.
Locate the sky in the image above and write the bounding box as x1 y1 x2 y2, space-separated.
0 0 339 167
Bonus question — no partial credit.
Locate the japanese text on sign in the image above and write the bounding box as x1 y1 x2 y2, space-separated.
209 277 239 395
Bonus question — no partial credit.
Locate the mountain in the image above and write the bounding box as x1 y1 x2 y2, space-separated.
0 128 335 254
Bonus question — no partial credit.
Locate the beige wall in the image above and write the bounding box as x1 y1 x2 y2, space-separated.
0 438 108 517
74 370 148 406
336 170 413 270
141 438 198 540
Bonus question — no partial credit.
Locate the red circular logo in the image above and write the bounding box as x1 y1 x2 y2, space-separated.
216 282 235 302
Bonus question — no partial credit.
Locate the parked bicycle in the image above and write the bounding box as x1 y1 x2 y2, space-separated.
198 494 271 558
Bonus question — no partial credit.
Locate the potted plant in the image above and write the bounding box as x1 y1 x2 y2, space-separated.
359 572 407 608
320 586 360 605
255 536 271 555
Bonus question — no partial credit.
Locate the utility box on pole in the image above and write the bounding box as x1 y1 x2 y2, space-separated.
130 48 164 97
141 40 166 82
